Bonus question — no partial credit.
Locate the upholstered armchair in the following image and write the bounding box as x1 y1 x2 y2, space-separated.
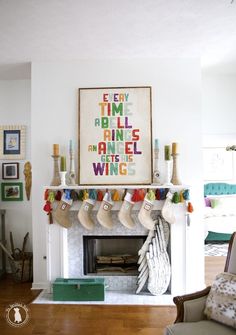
165 232 236 335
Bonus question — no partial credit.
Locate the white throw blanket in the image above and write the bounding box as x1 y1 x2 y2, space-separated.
136 215 171 295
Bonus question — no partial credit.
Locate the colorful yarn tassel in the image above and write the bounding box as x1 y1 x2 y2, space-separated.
112 189 120 201
44 189 49 200
65 189 71 200
156 189 161 200
43 201 53 224
77 190 84 201
187 202 194 213
48 191 55 203
132 189 146 202
132 189 140 202
97 190 104 201
146 189 156 201
138 189 146 201
160 188 168 200
179 190 184 203
183 189 190 200
172 192 180 203
55 190 62 201
70 190 79 201
82 190 89 200
89 189 97 200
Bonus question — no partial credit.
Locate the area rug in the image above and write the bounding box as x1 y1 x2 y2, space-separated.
32 289 174 306
204 243 228 257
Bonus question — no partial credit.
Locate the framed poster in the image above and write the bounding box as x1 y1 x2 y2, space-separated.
1 182 23 201
0 125 26 159
2 162 19 180
203 147 233 181
79 87 153 185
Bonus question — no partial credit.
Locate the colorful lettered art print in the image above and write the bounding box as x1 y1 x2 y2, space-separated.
79 87 153 185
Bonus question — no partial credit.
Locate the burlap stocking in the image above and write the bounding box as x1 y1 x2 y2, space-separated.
97 192 113 229
161 191 175 224
138 196 155 230
78 198 96 230
53 194 73 228
118 192 135 229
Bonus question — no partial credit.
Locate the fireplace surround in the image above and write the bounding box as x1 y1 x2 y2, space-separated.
46 196 190 302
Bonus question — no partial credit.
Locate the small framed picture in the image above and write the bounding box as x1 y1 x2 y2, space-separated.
2 162 19 180
1 182 23 201
0 125 26 160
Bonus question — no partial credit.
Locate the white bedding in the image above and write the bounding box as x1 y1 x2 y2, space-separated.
204 194 236 235
204 216 236 234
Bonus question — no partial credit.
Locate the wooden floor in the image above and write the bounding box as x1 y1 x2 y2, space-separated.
205 256 226 286
0 256 226 335
0 275 176 335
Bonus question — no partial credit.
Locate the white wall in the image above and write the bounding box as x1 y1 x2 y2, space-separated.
202 73 236 182
202 73 236 135
31 59 204 291
0 80 32 264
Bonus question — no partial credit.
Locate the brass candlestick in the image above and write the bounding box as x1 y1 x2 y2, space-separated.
50 155 61 186
171 153 181 185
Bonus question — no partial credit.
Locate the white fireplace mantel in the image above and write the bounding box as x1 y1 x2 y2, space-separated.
45 198 192 304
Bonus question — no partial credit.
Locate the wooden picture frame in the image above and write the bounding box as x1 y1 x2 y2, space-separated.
2 162 19 180
0 125 26 160
1 182 23 201
78 86 153 185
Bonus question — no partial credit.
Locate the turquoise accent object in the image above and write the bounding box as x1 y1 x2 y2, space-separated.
204 183 236 197
205 232 231 242
183 189 190 200
89 189 97 200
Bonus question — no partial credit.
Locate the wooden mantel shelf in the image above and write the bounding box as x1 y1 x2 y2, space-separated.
44 184 190 190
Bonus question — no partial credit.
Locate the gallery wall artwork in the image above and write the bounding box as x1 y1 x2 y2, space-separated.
2 162 19 180
1 182 23 201
0 125 26 160
79 87 153 185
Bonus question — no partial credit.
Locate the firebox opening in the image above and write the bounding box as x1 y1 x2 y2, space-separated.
83 235 146 276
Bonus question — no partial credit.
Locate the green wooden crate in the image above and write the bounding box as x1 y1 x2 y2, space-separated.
53 278 105 301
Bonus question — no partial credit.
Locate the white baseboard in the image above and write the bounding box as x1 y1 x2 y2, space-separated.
31 281 50 291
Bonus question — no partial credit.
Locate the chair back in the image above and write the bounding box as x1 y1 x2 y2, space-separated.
224 232 236 274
